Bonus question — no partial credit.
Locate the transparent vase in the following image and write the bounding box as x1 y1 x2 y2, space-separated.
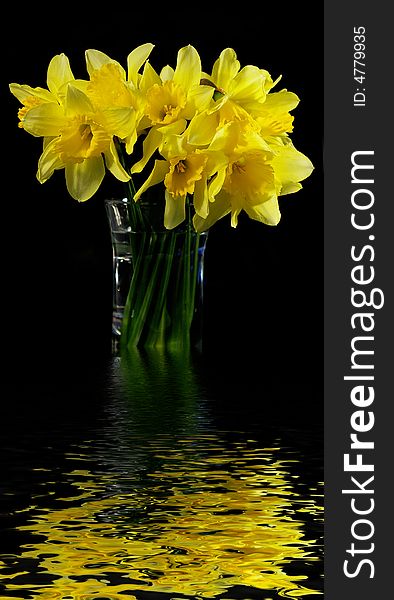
105 197 208 351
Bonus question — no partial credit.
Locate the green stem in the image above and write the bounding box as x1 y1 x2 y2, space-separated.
116 178 203 350
126 234 163 347
143 231 177 348
164 199 194 349
120 231 176 349
120 231 148 351
189 231 201 326
114 137 146 232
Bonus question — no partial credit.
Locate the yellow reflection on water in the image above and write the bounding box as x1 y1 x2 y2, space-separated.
0 435 322 599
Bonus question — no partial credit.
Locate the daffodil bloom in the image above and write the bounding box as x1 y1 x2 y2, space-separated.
22 84 130 201
134 136 203 229
10 44 313 228
131 45 214 174
84 44 154 153
193 121 313 231
134 125 226 229
180 50 285 152
9 53 75 129
193 122 277 230
202 48 273 124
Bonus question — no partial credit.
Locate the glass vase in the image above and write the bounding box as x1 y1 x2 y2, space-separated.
105 198 208 351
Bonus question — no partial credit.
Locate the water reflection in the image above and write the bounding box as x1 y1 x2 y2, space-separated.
0 349 323 599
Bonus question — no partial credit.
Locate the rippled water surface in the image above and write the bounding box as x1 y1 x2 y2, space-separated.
0 349 323 599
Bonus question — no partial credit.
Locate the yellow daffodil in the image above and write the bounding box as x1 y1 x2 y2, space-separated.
9 53 75 129
198 48 299 147
193 122 276 230
203 48 272 123
131 45 214 174
10 44 313 228
22 84 130 201
193 121 313 231
134 130 211 229
85 44 153 153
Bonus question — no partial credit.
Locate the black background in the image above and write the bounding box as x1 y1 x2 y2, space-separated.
1 4 323 389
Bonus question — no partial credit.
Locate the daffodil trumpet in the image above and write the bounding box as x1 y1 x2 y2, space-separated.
9 44 313 349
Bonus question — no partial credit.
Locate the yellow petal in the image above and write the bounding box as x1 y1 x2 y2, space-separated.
193 176 209 218
187 110 217 146
230 207 242 227
271 141 314 187
100 107 136 139
139 61 161 93
160 65 175 82
133 160 169 201
193 191 231 232
184 85 214 119
207 120 238 152
208 166 227 200
127 43 155 86
65 156 105 201
156 119 187 135
230 65 266 103
245 196 281 225
264 89 300 112
23 102 67 137
164 190 186 229
173 45 201 92
9 83 54 104
125 129 138 155
131 127 163 174
160 132 186 161
211 48 240 90
264 72 282 92
37 138 64 182
47 54 74 98
104 141 131 182
65 84 94 116
280 182 303 195
85 49 122 77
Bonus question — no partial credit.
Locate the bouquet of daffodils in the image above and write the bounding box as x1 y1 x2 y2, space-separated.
10 44 313 349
